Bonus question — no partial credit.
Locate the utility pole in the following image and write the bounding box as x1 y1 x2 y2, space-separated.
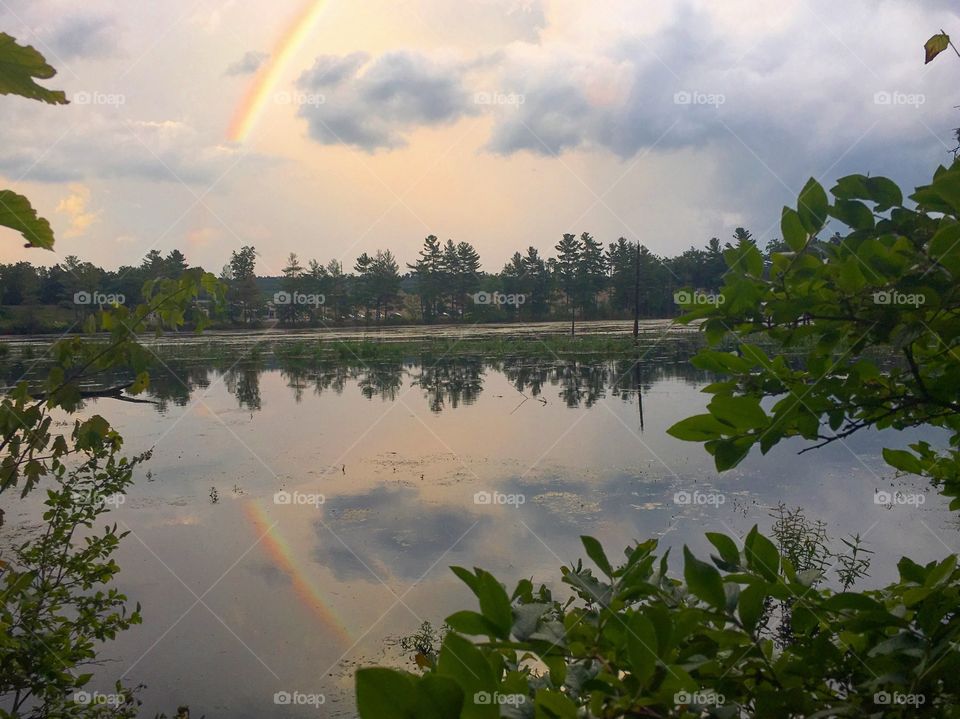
633 241 640 341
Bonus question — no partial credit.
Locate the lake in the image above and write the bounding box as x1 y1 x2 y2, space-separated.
1 324 955 717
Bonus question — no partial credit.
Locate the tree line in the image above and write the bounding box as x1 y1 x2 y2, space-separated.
0 229 771 329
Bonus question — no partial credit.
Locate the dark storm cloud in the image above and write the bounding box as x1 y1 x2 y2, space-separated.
296 51 478 151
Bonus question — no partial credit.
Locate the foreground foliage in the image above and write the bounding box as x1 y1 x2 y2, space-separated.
358 529 957 718
354 165 960 717
0 35 222 717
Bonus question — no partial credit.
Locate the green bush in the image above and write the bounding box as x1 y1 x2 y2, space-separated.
353 164 960 718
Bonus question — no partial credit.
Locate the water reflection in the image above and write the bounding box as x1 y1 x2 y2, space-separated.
3 346 954 719
41 355 708 416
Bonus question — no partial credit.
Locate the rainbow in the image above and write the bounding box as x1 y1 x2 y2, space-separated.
227 0 329 143
245 500 353 645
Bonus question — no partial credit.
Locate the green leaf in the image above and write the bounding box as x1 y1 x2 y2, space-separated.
925 32 951 64
708 395 768 430
626 611 659 684
706 532 741 567
929 222 960 259
780 207 807 251
882 448 923 475
415 675 465 719
128 371 150 395
0 190 55 249
830 199 875 231
831 174 870 200
744 526 779 582
437 634 497 719
446 610 497 637
356 668 418 719
797 178 829 234
0 33 68 104
535 688 578 719
581 536 613 576
474 569 513 639
738 582 766 631
864 176 903 211
667 414 732 441
683 546 726 608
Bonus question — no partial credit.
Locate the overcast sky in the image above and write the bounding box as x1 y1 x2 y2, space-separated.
1 0 958 275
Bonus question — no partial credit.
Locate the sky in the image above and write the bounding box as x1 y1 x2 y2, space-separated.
0 0 958 276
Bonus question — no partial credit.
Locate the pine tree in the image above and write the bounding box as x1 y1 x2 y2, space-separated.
554 233 583 335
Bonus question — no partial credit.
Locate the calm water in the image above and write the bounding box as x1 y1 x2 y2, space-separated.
2 330 956 717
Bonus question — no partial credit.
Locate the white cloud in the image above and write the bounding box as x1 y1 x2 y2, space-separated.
55 184 98 237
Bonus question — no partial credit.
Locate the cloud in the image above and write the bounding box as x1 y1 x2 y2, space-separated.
298 52 369 88
55 184 98 237
186 227 219 248
296 51 479 151
289 0 956 242
0 108 249 185
225 50 268 76
49 15 118 60
314 486 486 580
